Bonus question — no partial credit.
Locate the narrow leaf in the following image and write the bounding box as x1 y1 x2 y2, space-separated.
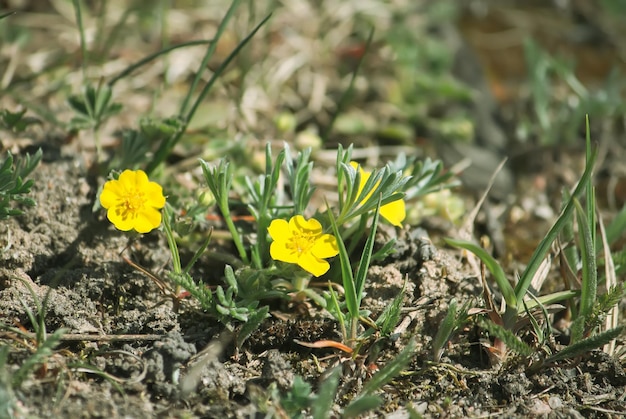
546 326 624 363
444 238 516 309
327 205 358 319
515 144 597 303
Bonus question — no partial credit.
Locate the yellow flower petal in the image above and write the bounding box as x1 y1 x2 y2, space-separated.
118 169 138 186
99 186 120 209
298 251 330 277
311 234 339 259
106 205 135 231
290 215 322 234
380 198 405 227
349 161 405 226
268 219 290 242
270 240 299 264
133 169 149 186
145 182 166 209
134 208 163 234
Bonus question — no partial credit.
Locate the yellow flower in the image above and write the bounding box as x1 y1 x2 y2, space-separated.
268 215 339 277
99 169 166 233
350 161 405 227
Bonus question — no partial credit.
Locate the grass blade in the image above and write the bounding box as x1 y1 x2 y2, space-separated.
444 238 515 309
13 328 66 388
545 326 624 363
362 338 416 394
571 198 597 343
146 13 272 175
432 298 459 362
72 0 88 78
183 14 272 125
179 0 242 116
598 212 618 355
327 205 358 321
515 144 597 303
343 396 382 418
312 367 341 419
236 305 269 348
518 290 578 314
108 40 213 87
354 194 382 304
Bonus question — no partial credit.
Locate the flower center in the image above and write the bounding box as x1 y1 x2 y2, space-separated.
287 231 316 255
116 189 146 220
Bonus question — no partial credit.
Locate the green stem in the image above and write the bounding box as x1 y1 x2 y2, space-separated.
72 0 88 79
163 205 182 295
219 200 249 264
350 316 359 344
179 0 242 117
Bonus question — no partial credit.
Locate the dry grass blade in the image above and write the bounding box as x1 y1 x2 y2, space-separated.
528 254 552 296
598 212 618 356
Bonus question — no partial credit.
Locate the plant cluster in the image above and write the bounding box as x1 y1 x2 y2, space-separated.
440 120 626 369
0 148 41 221
155 143 454 346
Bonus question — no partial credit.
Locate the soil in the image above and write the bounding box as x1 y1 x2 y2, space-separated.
1 1 626 418
1 155 625 418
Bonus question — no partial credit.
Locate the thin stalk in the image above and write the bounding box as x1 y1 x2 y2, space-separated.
514 146 597 303
220 200 249 265
72 0 88 79
163 205 182 295
179 0 242 116
183 13 272 125
107 40 212 87
145 13 271 175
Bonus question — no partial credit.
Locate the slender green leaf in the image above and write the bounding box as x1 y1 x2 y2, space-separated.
515 145 597 303
236 305 269 348
72 0 88 78
343 396 382 418
312 367 341 419
327 206 357 319
0 11 16 20
183 13 272 125
179 0 242 116
13 328 66 387
480 320 533 357
572 199 597 343
432 299 459 362
376 285 404 336
108 40 213 87
546 326 624 363
362 338 416 394
444 238 516 309
354 194 382 303
517 290 578 314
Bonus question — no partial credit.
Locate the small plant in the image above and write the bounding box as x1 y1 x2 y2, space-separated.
263 339 418 418
0 108 41 132
67 83 123 134
0 276 66 391
0 148 42 221
445 118 626 364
